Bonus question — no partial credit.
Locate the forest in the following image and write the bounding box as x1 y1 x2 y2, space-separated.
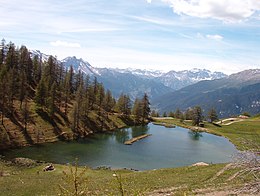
0 40 150 148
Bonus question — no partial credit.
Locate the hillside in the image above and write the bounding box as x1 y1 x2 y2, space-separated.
153 69 260 117
0 42 148 150
0 99 137 150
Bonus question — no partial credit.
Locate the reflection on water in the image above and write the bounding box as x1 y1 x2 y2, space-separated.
2 123 237 170
188 131 203 140
131 125 149 138
115 128 130 143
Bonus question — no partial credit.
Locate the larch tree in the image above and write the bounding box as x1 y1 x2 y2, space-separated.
116 94 131 116
192 106 203 126
208 108 218 123
132 98 142 122
175 108 182 119
141 93 151 123
35 78 46 107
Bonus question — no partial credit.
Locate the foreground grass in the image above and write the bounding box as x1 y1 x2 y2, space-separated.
0 160 250 195
152 116 260 151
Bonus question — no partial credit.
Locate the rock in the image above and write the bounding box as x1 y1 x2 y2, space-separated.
43 164 55 171
12 157 38 167
192 162 209 166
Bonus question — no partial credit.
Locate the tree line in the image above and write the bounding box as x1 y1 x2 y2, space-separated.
0 40 151 133
151 106 218 126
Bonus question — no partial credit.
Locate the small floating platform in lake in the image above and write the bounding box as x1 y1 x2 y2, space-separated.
124 134 152 145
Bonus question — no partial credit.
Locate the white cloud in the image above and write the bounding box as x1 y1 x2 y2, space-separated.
206 34 223 41
159 0 260 22
130 15 175 25
196 33 223 41
146 0 152 3
50 40 81 48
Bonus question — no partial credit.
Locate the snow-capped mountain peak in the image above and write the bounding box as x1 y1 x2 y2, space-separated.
109 67 164 78
158 68 227 90
61 56 100 76
30 50 51 62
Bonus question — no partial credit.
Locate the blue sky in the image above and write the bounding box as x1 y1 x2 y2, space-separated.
1 0 260 74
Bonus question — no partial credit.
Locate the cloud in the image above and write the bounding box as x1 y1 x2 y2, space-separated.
50 40 81 48
146 0 152 3
158 0 260 22
206 34 223 41
130 15 174 25
196 33 223 41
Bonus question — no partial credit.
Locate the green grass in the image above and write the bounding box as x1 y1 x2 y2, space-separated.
152 117 260 151
0 161 248 195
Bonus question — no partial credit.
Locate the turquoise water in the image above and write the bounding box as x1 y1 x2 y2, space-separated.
1 124 237 170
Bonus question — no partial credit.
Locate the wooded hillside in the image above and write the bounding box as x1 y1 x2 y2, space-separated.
0 40 150 149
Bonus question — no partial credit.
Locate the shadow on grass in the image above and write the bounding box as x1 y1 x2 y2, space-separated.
118 115 135 126
36 108 65 140
212 122 222 127
7 111 34 145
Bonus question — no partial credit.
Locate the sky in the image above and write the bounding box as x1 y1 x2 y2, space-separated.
1 0 260 74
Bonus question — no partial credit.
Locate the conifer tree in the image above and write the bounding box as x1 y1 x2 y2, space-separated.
0 60 8 124
141 93 150 123
5 42 18 70
116 94 131 116
168 111 175 118
192 106 203 126
32 55 41 83
208 108 218 123
71 102 79 132
0 38 6 66
35 78 46 107
47 82 57 117
103 89 115 113
18 70 27 108
74 71 83 92
175 108 182 119
132 98 142 122
88 85 95 110
68 65 74 94
72 83 84 131
5 43 19 109
151 110 159 117
19 45 33 85
185 108 193 120
21 96 29 132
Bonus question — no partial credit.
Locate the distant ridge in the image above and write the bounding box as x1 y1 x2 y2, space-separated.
152 69 260 117
31 51 237 104
59 55 227 99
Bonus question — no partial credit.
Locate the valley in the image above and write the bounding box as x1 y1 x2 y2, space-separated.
1 0 260 195
0 42 259 195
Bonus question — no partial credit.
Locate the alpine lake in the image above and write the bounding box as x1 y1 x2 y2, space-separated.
2 123 237 170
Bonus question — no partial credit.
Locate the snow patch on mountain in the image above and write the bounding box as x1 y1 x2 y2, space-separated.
30 50 51 62
61 56 100 76
109 67 164 78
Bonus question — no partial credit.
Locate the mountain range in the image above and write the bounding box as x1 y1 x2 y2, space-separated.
31 52 260 116
58 56 226 99
152 69 260 117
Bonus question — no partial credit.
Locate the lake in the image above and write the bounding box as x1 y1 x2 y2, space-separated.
1 123 237 170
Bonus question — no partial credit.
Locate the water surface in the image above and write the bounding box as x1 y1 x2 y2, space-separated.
2 123 237 170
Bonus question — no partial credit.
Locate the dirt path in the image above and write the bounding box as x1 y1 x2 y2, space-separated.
216 118 244 126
